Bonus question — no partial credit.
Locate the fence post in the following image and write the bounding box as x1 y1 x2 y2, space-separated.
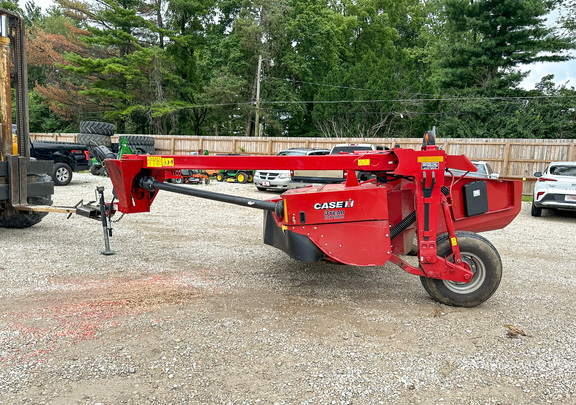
502 142 512 177
569 142 576 161
442 140 449 153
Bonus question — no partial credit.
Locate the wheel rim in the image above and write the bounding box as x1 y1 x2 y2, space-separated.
442 252 486 294
238 174 245 182
56 167 70 183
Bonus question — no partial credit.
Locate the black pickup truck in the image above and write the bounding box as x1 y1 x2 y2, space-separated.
30 141 91 186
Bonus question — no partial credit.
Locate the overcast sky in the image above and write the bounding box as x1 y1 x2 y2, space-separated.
521 59 575 90
21 0 576 91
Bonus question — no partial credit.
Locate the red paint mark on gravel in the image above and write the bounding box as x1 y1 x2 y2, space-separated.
0 271 211 370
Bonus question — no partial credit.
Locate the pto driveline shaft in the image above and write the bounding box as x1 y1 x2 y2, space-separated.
139 176 284 217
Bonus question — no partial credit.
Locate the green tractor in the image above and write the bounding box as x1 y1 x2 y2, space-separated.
215 170 254 183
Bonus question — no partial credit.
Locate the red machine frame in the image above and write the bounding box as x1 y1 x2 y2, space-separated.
104 140 522 306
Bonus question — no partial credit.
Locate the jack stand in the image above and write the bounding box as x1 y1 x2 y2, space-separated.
97 186 115 255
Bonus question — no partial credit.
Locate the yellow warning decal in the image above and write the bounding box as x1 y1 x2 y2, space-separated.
357 158 370 167
162 158 174 167
147 156 175 167
417 156 444 163
450 237 458 246
147 156 162 167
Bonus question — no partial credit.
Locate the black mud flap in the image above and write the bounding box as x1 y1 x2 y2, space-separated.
263 211 324 262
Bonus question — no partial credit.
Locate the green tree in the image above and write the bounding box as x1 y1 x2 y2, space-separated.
55 0 175 133
428 0 574 92
298 0 432 138
163 0 215 134
424 0 576 138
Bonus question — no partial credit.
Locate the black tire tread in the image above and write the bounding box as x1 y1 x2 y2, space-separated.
119 135 155 146
124 144 155 154
419 231 502 307
79 121 115 135
77 133 112 148
52 162 72 186
0 174 53 228
237 172 248 183
531 202 542 217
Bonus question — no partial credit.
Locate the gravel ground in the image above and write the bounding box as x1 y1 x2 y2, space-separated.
1 172 575 405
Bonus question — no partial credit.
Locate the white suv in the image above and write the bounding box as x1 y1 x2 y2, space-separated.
532 161 576 216
254 148 330 191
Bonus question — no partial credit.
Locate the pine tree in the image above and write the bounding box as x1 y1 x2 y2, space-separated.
57 0 173 133
429 0 575 92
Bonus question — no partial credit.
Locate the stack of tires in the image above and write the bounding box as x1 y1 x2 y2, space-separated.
77 121 155 176
77 121 115 176
77 121 116 149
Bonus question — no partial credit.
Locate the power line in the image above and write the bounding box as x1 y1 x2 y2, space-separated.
170 94 576 110
260 95 576 104
262 107 572 118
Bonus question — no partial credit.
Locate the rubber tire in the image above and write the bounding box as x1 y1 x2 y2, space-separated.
52 162 73 186
90 164 99 176
79 121 115 135
247 174 253 182
237 172 248 183
0 174 53 228
203 178 210 185
126 144 155 154
531 202 542 217
119 135 155 146
173 177 183 184
419 231 502 307
216 173 224 182
77 133 112 148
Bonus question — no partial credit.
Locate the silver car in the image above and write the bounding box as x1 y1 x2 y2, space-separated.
447 160 499 179
254 148 330 191
532 161 576 216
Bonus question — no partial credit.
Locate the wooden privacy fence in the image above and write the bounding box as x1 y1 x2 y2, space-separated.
31 133 576 195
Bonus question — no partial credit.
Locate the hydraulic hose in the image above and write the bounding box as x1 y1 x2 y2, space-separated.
389 185 450 240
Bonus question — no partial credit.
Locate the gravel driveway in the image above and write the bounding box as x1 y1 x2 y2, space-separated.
1 173 575 405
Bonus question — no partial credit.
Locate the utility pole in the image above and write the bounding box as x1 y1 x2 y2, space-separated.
254 54 262 137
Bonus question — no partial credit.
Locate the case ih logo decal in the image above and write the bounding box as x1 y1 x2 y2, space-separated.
314 199 355 210
314 199 354 220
